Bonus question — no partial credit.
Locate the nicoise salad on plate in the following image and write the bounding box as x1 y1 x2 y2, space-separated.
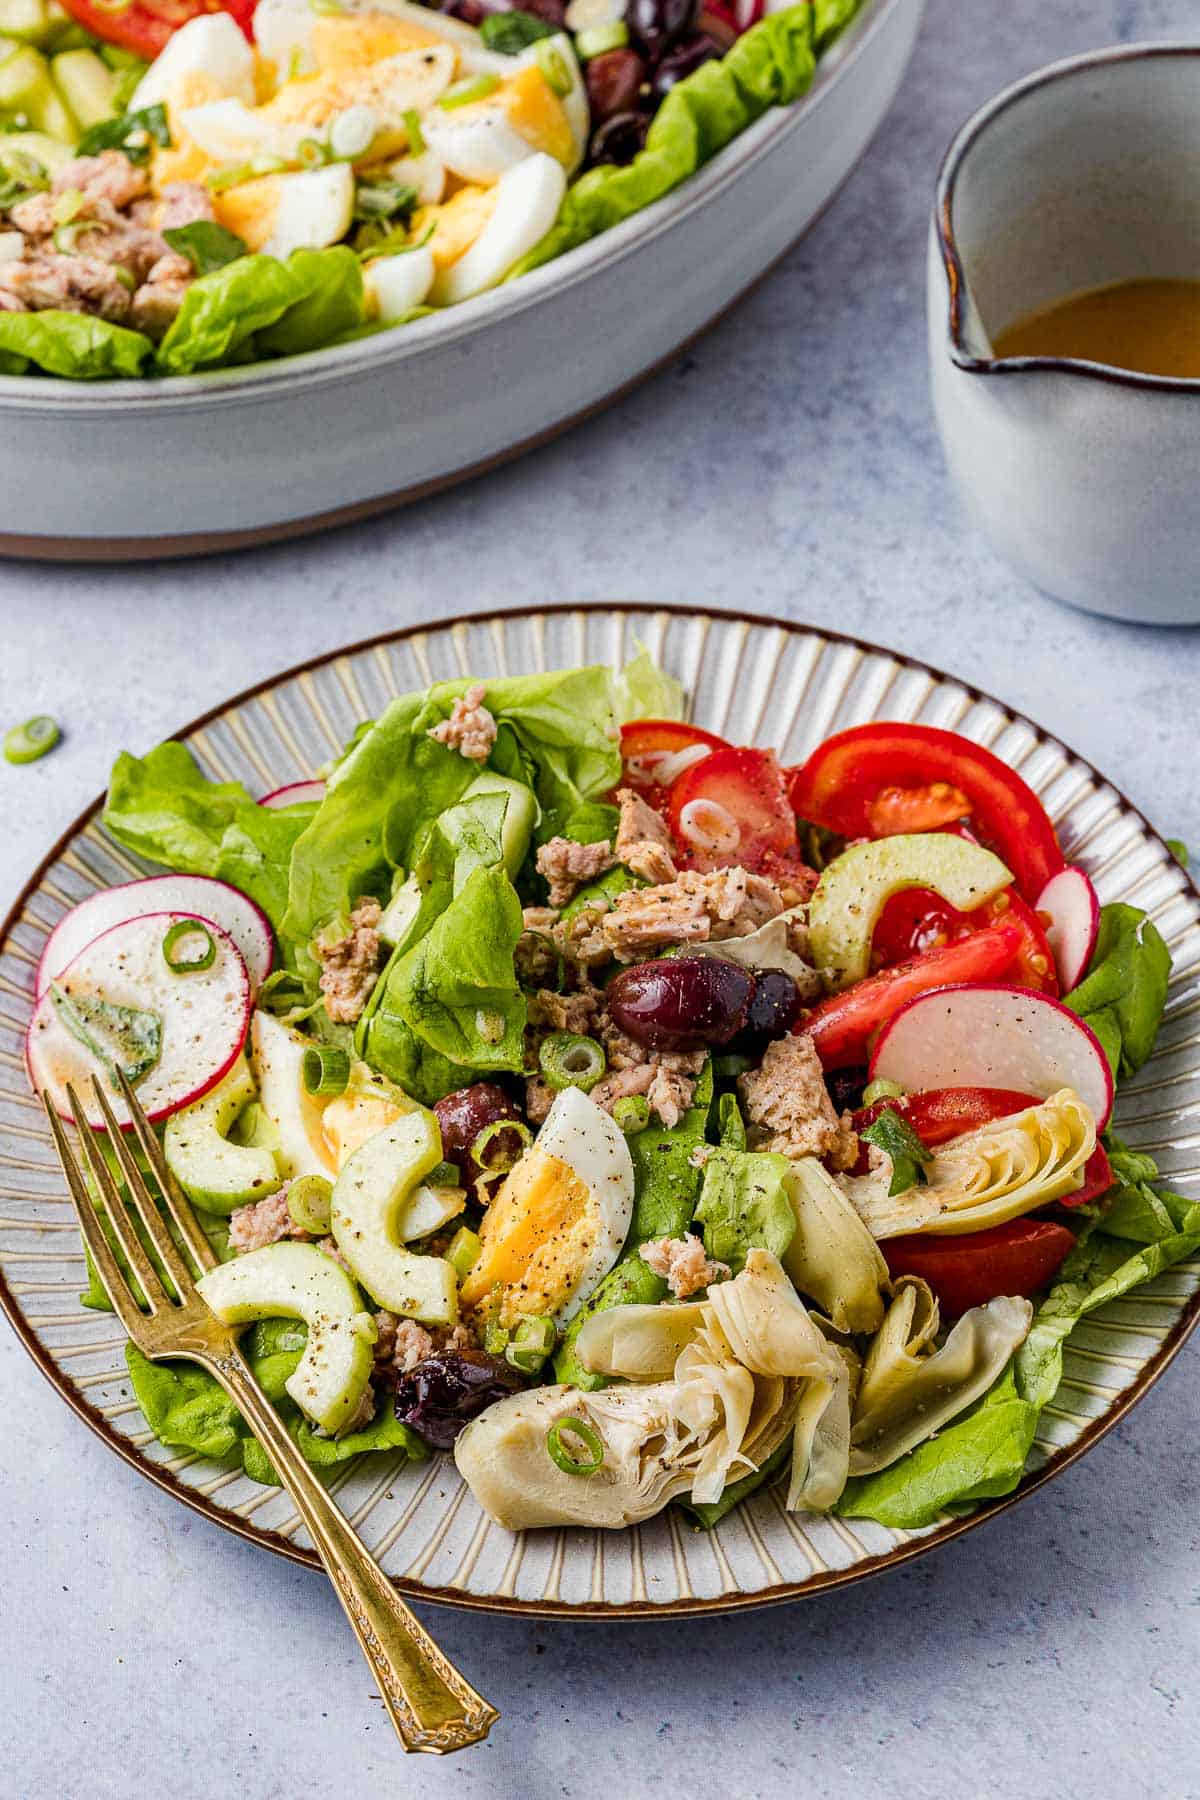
0 0 857 379
26 653 1195 1532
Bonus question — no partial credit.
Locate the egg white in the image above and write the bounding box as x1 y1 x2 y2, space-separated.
534 1084 635 1323
430 150 565 305
131 12 257 112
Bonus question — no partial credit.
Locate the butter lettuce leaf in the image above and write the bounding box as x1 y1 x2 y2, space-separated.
0 310 154 379
695 1146 796 1273
255 246 365 358
1063 903 1171 1079
359 862 526 1103
157 253 303 374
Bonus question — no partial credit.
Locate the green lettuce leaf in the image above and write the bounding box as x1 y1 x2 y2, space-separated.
255 246 365 357
510 6 817 276
1063 902 1171 1079
612 645 685 724
283 665 626 948
157 253 304 374
695 1146 796 1272
0 310 154 379
359 862 526 1102
103 740 314 943
241 1407 428 1485
555 1066 713 1388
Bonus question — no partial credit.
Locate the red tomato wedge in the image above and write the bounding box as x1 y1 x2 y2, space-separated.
666 746 798 873
1070 1143 1113 1209
798 921 1024 1068
786 723 1064 900
882 1219 1077 1316
618 720 730 799
57 0 254 58
853 1085 1039 1147
872 888 1058 994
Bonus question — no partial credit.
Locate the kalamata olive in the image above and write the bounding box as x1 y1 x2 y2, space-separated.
394 1351 523 1450
585 47 647 124
825 1065 868 1112
606 954 753 1051
439 0 485 23
743 968 802 1040
628 0 697 56
434 1082 525 1190
588 110 650 168
518 0 567 23
650 30 719 96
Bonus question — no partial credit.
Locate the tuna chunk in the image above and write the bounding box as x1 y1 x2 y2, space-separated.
316 897 384 1025
535 835 615 908
639 1233 729 1298
0 253 132 322
600 865 785 960
158 180 215 230
427 683 497 762
52 149 149 211
228 1189 305 1253
615 788 677 885
738 1034 858 1169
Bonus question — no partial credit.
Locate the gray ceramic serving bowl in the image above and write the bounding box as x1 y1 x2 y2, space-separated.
929 42 1200 628
0 0 923 560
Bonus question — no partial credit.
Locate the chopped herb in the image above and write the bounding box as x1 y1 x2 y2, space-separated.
77 103 170 167
861 1108 931 1197
49 982 161 1089
162 220 248 275
0 148 48 211
352 177 418 223
478 9 557 52
1166 838 1191 868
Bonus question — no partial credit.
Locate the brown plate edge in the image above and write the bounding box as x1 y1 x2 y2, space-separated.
2 597 1198 1618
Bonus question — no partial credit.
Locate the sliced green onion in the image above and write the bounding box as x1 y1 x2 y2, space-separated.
472 1116 532 1174
161 919 216 973
50 187 84 226
613 1093 650 1135
402 107 426 154
4 714 59 764
309 0 344 13
539 1031 606 1093
532 40 573 97
303 1044 350 1096
484 1319 510 1357
206 155 289 192
436 73 501 110
546 1416 603 1476
427 1159 460 1188
574 20 628 55
447 1225 482 1282
505 1313 556 1374
861 1076 905 1107
287 1173 333 1234
712 1051 752 1083
297 135 330 168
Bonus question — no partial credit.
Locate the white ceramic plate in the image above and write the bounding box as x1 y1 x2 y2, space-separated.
0 0 924 558
3 603 1198 1617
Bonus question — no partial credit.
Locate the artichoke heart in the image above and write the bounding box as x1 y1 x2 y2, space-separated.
845 1088 1096 1239
782 1157 890 1333
848 1279 1033 1475
455 1249 852 1529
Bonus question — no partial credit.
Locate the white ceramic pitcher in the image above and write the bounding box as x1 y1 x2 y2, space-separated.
928 43 1200 626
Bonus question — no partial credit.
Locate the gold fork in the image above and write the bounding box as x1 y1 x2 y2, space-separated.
44 1070 499 1757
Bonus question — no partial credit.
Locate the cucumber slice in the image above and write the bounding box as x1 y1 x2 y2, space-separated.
164 1059 282 1216
808 833 1014 990
0 125 71 170
51 47 115 130
250 1009 338 1180
0 0 50 47
32 71 73 141
460 771 538 876
331 1109 457 1323
0 43 50 117
196 1241 375 1435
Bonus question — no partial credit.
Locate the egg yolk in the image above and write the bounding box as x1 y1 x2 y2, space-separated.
322 1091 406 1171
413 184 498 269
211 172 290 251
503 66 574 166
151 71 229 186
309 12 447 70
459 1148 598 1326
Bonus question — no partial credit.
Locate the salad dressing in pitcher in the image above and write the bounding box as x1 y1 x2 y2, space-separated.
994 279 1200 378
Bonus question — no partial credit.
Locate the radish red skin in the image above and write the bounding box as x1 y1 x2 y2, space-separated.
1036 867 1101 992
260 780 326 810
868 980 1115 1130
36 874 274 997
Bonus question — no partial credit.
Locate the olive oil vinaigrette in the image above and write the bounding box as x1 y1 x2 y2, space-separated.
993 279 1200 378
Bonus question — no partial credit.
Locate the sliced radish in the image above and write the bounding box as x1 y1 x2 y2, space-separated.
260 780 325 810
1036 867 1100 992
37 874 273 999
28 912 251 1129
869 982 1114 1131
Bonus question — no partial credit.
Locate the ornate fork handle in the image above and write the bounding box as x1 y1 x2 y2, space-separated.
207 1349 498 1755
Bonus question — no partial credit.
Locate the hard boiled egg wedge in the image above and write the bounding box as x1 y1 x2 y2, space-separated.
519 35 587 174
458 1085 634 1327
422 63 576 184
255 0 509 88
130 12 257 112
213 162 355 258
427 151 565 305
363 244 435 321
259 43 457 157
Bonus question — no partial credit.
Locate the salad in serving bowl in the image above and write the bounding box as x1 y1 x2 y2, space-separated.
22 647 1199 1539
0 0 854 379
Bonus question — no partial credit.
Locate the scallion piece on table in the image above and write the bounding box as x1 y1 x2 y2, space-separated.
4 714 60 764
